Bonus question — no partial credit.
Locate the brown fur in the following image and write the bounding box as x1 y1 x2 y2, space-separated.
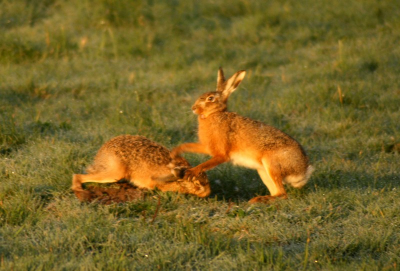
72 135 211 198
171 68 313 203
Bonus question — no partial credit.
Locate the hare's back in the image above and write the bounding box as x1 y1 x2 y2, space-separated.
97 135 172 167
230 114 303 150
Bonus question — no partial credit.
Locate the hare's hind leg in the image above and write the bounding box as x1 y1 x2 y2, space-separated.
249 159 287 203
72 174 92 201
72 171 124 202
72 174 85 191
72 166 125 192
79 171 124 185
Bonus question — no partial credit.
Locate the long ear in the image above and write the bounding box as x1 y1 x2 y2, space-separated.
152 174 178 183
221 70 246 101
216 67 226 91
171 167 187 179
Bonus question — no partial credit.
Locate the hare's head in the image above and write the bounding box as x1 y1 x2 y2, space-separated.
154 163 211 197
176 168 211 198
191 68 246 118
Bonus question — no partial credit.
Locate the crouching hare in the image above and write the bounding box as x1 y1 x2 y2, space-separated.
72 135 211 199
171 68 313 203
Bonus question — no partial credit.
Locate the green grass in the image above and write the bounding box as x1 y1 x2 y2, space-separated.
1 0 399 270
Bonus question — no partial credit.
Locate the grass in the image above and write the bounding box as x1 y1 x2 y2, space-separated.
1 0 399 270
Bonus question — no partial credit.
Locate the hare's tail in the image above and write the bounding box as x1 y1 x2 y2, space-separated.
284 165 314 188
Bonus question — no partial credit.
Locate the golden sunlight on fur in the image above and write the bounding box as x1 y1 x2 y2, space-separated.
72 135 211 199
171 68 313 203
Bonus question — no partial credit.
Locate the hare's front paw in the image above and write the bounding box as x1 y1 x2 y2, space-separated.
184 167 202 181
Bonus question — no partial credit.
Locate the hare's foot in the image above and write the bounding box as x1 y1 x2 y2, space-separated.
184 167 203 181
73 189 92 202
249 194 287 204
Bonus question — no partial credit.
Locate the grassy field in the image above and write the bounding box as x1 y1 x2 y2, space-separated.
1 0 400 270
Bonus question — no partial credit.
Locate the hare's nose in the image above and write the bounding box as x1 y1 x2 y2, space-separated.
191 105 197 111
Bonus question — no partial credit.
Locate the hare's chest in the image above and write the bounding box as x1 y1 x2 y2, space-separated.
198 120 225 143
199 128 216 143
198 121 231 155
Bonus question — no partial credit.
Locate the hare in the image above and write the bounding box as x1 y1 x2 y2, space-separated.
72 135 211 199
171 68 313 203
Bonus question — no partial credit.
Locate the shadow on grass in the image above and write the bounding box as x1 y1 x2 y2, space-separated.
202 163 400 203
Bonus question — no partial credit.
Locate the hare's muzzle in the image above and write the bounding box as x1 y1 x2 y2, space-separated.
197 184 211 197
193 173 211 197
178 172 211 197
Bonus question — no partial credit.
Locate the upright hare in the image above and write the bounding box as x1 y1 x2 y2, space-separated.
72 135 211 199
171 68 313 203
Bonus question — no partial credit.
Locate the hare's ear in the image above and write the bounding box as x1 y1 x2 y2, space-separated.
167 163 187 179
153 165 187 182
171 167 187 179
216 67 226 91
221 70 246 101
152 174 178 183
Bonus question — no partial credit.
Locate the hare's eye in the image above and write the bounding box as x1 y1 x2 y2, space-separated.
207 96 215 102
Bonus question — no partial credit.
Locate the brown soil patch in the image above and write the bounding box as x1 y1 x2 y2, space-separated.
74 182 146 204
